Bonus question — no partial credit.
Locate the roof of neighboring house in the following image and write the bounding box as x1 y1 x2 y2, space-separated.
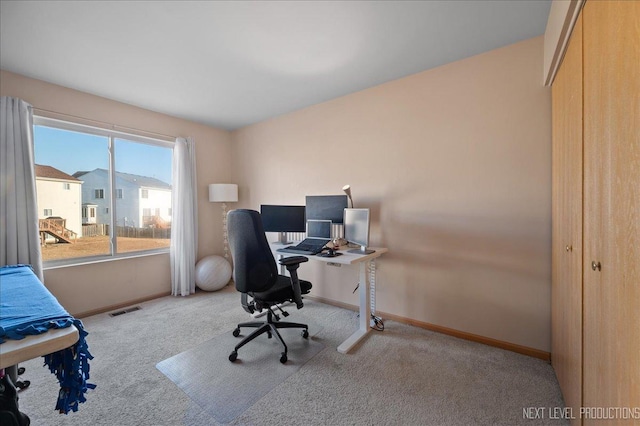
73 168 171 189
35 164 82 182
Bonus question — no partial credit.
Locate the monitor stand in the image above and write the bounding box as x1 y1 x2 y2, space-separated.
273 232 291 245
348 245 375 255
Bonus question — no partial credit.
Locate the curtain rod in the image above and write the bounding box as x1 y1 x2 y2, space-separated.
32 107 176 141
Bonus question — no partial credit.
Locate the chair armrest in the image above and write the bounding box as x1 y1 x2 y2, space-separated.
278 256 308 309
278 256 309 266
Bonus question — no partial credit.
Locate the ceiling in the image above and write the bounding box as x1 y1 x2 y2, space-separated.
0 1 551 131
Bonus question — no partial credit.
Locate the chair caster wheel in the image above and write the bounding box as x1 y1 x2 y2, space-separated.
280 353 287 364
267 331 272 339
232 328 240 337
301 329 309 338
229 351 238 362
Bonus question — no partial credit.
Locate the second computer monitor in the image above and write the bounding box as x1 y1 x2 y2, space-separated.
344 208 375 254
305 195 348 224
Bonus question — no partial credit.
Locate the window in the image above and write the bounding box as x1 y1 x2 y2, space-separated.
34 117 173 263
141 189 149 199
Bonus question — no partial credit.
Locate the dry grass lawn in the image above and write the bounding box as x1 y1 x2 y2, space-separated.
42 235 169 261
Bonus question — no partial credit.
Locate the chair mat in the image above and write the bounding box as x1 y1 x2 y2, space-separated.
156 324 325 424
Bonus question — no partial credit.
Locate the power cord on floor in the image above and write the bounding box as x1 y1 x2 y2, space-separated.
371 314 384 331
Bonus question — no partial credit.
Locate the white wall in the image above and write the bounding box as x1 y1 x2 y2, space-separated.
232 36 552 352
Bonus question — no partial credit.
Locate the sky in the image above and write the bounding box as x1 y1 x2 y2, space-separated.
34 125 172 185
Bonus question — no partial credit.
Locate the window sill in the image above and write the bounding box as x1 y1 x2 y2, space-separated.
43 249 169 271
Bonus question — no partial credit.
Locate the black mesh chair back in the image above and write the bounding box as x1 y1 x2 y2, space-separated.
228 209 278 294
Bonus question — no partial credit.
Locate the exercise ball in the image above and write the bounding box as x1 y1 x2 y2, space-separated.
195 255 232 291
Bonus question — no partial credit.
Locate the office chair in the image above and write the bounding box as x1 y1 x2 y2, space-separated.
227 209 312 364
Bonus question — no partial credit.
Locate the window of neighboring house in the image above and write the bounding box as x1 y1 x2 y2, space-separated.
141 189 149 199
63 183 70 190
34 117 173 264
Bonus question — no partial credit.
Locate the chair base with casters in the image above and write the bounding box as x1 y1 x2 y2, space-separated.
229 307 309 364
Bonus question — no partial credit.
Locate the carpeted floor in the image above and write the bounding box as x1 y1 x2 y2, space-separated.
17 285 568 425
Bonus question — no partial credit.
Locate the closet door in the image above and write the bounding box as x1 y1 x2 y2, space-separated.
551 13 583 422
582 0 640 416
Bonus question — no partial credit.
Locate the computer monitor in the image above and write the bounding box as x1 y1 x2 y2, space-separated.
260 205 306 244
344 208 375 254
305 195 348 224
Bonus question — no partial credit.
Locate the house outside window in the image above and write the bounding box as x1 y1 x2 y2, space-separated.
34 117 173 264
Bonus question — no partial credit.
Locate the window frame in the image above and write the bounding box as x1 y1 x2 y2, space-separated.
34 116 174 268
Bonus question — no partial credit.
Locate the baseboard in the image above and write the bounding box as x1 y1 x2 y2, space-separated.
74 291 172 319
306 295 551 362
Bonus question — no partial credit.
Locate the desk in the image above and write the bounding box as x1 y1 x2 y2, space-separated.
271 243 388 353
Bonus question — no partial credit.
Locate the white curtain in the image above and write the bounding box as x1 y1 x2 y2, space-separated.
170 137 198 296
0 96 44 281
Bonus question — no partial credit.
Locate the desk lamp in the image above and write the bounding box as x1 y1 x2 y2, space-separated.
209 183 238 261
342 184 353 208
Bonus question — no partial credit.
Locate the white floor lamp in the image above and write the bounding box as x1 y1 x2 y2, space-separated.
208 183 238 261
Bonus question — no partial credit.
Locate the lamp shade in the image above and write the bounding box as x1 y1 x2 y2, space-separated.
209 184 238 202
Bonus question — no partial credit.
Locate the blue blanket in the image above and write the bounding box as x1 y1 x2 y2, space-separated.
0 264 95 414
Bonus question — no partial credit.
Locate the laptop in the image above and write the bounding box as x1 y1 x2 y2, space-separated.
277 220 331 255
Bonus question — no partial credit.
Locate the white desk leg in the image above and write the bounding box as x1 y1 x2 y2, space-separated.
337 260 372 353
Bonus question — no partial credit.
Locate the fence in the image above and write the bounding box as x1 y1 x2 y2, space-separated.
81 224 170 239
82 224 108 237
116 226 170 239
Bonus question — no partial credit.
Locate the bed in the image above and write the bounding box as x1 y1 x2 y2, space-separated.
0 264 95 414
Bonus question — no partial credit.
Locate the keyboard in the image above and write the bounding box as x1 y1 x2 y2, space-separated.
277 245 323 255
277 238 330 255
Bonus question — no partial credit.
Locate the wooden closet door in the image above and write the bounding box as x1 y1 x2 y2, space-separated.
551 13 583 423
583 0 640 417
